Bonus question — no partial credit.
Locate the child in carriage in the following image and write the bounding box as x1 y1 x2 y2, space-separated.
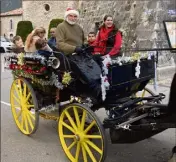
35 38 60 103
12 35 25 53
35 38 53 57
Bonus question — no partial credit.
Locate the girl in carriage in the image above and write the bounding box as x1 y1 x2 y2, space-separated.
25 27 52 53
93 14 123 57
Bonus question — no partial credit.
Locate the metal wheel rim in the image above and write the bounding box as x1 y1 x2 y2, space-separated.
58 104 106 162
10 78 39 135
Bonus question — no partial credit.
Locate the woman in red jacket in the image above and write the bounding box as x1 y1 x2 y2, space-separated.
93 15 122 56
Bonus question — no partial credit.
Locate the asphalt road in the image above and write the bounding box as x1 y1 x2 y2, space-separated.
1 54 175 162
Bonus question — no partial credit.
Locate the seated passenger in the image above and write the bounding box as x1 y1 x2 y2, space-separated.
35 38 52 57
56 8 102 100
56 8 84 55
84 32 96 54
48 28 57 51
12 35 25 53
35 38 60 103
93 15 122 56
25 27 52 53
87 32 96 46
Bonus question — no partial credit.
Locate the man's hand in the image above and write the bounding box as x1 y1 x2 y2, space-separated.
74 46 84 54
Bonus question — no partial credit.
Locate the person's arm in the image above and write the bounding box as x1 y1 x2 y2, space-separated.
108 31 122 56
56 25 76 54
43 44 53 52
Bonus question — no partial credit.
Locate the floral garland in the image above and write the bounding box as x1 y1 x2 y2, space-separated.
101 54 112 101
5 53 72 89
9 64 47 75
62 72 72 86
12 70 64 90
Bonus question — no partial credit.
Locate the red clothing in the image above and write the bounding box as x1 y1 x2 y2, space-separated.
88 40 95 46
93 25 122 56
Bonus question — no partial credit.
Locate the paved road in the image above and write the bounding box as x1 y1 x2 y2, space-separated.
1 54 175 162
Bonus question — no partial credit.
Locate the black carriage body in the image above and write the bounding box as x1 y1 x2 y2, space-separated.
107 57 155 99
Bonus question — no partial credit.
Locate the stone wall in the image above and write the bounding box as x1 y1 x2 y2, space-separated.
22 1 69 36
78 0 176 80
79 1 175 50
0 15 22 37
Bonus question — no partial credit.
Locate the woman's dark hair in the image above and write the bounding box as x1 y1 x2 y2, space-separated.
99 15 113 29
103 15 113 22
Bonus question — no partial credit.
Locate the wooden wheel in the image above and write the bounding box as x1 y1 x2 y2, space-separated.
10 78 39 135
58 103 107 162
135 87 161 104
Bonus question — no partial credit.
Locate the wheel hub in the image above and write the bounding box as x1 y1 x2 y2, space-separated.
74 132 85 142
74 134 80 141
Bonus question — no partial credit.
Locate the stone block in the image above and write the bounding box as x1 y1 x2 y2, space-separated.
157 65 176 81
138 40 153 48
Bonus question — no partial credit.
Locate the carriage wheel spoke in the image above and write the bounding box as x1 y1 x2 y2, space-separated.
73 106 81 128
26 105 34 108
65 110 77 131
27 110 35 120
85 135 102 139
26 113 34 130
25 92 31 103
63 135 75 138
21 113 25 128
81 110 86 131
17 79 22 97
84 121 96 134
68 141 76 150
142 90 146 98
62 121 75 133
23 84 27 98
83 142 96 162
13 84 21 98
86 139 102 155
14 105 21 109
16 110 22 119
24 113 29 133
82 144 87 162
75 142 81 162
12 94 21 105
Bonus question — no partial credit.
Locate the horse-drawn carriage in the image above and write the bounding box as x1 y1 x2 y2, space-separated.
5 50 176 162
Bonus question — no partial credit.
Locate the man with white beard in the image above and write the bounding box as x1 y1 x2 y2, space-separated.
56 8 85 55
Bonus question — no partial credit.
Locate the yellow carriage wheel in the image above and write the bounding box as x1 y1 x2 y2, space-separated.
10 78 39 135
58 103 107 162
135 87 161 104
